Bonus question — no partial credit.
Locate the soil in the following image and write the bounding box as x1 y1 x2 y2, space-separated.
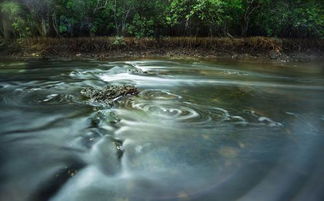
1 37 323 64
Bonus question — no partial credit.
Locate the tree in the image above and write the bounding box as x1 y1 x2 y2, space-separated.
252 0 324 38
0 0 322 39
127 0 168 38
110 0 135 36
186 0 223 36
240 0 262 36
16 0 53 36
0 1 32 39
0 1 18 39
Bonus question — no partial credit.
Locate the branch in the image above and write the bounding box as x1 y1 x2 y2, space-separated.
93 0 108 14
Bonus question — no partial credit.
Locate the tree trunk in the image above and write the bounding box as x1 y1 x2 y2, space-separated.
241 19 249 36
48 13 58 37
2 18 11 40
40 18 47 37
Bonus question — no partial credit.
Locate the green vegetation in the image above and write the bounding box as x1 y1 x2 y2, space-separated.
0 0 323 39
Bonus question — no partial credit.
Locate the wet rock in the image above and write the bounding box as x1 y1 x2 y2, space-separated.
81 85 139 105
109 65 147 75
269 50 290 62
127 67 144 74
269 50 281 59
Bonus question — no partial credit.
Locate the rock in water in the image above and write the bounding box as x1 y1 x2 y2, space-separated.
81 85 139 105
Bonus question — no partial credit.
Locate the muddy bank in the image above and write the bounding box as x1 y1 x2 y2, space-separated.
1 37 323 63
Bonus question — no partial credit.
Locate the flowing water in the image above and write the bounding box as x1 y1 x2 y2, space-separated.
0 58 323 201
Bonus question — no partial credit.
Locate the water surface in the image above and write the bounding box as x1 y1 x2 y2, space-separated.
0 58 323 201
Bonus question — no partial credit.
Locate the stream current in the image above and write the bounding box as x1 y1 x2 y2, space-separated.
0 59 323 201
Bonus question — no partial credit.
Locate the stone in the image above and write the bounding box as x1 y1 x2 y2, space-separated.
81 85 139 105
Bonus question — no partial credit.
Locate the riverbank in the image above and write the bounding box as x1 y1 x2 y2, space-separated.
1 37 323 63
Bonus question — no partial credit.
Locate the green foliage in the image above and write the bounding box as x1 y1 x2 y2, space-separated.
0 1 32 38
112 36 125 46
252 0 323 38
12 17 32 38
1 1 21 18
127 14 154 38
0 0 322 39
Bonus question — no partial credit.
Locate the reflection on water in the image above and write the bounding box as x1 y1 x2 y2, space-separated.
0 59 323 201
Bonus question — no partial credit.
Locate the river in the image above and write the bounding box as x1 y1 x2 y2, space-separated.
0 58 323 201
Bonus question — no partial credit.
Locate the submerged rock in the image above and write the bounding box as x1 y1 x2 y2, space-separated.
81 85 139 105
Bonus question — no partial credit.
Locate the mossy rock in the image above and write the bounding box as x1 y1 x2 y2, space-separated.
81 85 139 105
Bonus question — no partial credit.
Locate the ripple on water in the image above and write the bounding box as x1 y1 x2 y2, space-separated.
113 89 244 128
139 89 182 100
130 101 230 125
114 88 284 129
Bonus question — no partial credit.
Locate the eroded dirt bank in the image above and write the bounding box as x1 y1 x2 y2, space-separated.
1 37 323 63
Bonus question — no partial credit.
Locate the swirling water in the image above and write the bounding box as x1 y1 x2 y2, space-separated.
0 58 323 201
